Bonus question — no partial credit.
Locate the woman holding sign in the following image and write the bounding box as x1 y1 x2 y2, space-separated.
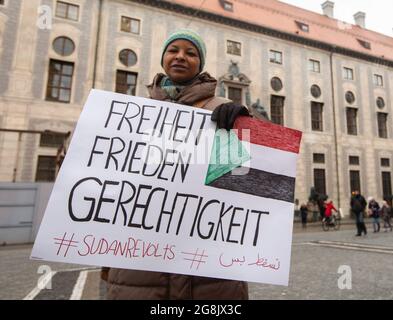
101 29 249 300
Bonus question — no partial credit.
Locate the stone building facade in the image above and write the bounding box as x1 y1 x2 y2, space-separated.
0 0 393 215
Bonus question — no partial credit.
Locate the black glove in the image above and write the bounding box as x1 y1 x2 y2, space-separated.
211 103 250 130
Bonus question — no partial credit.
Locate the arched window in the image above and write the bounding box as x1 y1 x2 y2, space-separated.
53 36 75 56
119 49 137 67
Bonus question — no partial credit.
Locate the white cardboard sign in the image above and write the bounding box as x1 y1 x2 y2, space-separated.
31 89 300 286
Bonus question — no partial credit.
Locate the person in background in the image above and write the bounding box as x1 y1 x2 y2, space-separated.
381 200 392 232
300 203 308 229
350 191 367 236
100 29 250 300
324 199 338 225
318 197 326 221
368 197 381 233
306 199 316 223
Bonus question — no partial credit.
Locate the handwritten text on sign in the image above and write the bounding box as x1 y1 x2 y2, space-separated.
31 90 297 286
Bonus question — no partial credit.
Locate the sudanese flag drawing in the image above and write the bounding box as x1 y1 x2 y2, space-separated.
205 116 302 205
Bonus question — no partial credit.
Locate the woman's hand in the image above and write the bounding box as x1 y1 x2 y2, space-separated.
211 103 250 130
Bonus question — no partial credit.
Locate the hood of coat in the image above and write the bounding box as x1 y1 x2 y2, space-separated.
147 72 217 106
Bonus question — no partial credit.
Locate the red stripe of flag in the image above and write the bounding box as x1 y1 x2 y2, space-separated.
233 116 302 154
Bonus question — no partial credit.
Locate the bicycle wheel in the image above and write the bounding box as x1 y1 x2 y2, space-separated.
322 220 329 231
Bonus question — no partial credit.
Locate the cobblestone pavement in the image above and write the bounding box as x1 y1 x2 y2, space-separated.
1 222 392 300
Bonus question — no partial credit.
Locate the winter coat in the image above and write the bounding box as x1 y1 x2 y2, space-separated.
350 195 367 213
300 205 308 223
102 72 249 300
368 200 380 218
324 202 337 217
381 205 391 219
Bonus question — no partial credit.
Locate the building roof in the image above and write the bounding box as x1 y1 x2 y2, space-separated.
167 0 393 63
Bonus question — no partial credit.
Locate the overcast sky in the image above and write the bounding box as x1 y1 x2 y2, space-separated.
279 0 393 37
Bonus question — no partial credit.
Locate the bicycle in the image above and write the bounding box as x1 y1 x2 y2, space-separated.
322 214 341 231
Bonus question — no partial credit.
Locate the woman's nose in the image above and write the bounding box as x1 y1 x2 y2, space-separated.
174 50 186 60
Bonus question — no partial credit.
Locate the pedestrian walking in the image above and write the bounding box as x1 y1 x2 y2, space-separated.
350 191 367 236
318 197 326 221
381 200 392 232
300 203 308 228
368 197 381 233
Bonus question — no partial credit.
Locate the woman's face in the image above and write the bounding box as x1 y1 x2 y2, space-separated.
163 39 201 83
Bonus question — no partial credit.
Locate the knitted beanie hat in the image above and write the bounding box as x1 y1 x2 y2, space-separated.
161 29 207 72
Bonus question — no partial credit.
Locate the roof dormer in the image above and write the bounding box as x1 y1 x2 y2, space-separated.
219 0 233 12
357 39 371 50
295 21 309 32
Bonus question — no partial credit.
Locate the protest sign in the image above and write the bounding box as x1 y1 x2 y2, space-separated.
31 89 302 286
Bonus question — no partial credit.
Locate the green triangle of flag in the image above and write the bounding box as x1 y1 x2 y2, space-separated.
205 129 251 185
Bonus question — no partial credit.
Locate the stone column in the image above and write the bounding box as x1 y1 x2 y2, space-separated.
6 0 40 98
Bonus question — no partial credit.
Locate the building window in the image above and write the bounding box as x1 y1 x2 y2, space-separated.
36 156 57 182
314 169 326 196
295 21 309 32
313 153 325 164
343 67 354 80
56 1 79 21
269 50 283 64
227 40 241 56
228 87 242 105
345 91 355 104
311 102 323 132
40 132 66 148
271 77 283 92
377 113 388 138
373 74 384 87
219 0 233 11
119 49 137 67
309 59 320 73
346 108 358 135
310 85 321 98
382 172 392 199
116 71 137 96
381 158 390 167
121 16 140 34
350 170 361 194
53 37 75 56
46 60 74 103
271 95 285 126
376 97 385 109
349 156 360 166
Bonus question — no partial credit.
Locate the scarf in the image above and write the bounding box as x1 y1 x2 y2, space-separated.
147 72 218 106
159 76 187 100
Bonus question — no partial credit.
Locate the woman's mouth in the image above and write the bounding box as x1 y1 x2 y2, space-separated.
171 64 188 70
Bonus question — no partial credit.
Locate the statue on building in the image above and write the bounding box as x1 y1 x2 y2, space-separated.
251 99 269 121
219 81 226 97
229 60 240 78
308 187 328 221
218 61 251 104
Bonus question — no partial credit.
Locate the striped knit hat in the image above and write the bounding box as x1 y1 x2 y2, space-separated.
161 29 207 72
